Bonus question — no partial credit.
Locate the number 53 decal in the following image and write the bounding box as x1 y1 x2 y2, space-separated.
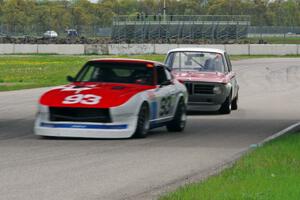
159 96 172 116
63 94 101 105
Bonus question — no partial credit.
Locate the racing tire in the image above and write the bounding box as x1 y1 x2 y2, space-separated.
231 93 238 110
219 94 232 114
133 103 150 138
166 99 187 132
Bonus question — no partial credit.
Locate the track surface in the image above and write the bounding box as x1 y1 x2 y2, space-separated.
0 58 299 200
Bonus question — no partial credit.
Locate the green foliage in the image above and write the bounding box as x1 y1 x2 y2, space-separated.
160 132 300 200
1 0 300 34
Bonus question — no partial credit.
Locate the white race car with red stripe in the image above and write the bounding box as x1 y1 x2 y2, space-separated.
34 59 188 138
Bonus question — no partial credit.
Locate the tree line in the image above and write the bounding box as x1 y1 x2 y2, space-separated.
0 0 300 35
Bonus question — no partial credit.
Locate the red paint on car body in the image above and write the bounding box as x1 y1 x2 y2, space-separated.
40 82 156 108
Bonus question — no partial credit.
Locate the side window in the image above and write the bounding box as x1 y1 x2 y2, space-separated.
156 66 167 85
165 53 174 67
78 65 95 81
225 53 232 72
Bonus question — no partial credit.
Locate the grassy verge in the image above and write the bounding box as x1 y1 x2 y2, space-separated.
160 132 300 200
230 54 300 61
246 37 300 44
0 54 165 91
0 54 299 91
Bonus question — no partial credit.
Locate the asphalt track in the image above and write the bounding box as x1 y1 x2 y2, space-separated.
0 58 300 200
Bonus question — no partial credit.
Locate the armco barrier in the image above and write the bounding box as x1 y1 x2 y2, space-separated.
0 44 300 55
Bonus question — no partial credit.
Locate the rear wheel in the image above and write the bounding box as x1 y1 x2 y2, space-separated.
166 99 186 132
133 103 150 138
219 94 232 114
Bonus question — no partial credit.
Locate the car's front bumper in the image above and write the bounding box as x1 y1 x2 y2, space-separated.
184 82 231 111
34 115 137 139
187 102 221 111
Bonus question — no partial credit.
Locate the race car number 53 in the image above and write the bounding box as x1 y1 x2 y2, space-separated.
63 94 101 105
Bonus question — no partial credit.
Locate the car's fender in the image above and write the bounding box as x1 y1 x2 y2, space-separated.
110 89 154 122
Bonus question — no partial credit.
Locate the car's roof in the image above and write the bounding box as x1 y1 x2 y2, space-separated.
167 47 225 54
89 58 163 66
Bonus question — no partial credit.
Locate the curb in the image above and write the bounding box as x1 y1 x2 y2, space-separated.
258 122 300 146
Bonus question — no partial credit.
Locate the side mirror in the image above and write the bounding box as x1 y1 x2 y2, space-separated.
67 75 74 82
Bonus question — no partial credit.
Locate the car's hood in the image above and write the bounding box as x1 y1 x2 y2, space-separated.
173 71 228 83
40 82 155 108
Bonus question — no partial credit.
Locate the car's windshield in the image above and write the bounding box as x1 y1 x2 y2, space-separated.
75 62 154 85
166 51 225 73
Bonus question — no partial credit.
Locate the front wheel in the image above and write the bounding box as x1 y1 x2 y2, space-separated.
166 99 187 132
231 93 238 110
133 103 150 138
219 94 232 114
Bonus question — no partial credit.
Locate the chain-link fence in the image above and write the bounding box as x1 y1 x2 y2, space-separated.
1 20 300 44
112 15 250 43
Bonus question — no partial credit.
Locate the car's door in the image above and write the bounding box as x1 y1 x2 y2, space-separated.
154 65 177 121
224 53 238 99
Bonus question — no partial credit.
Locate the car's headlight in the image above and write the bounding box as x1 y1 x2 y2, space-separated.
213 86 222 94
37 104 49 113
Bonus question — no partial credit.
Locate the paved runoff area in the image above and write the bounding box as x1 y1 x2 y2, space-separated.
0 58 299 200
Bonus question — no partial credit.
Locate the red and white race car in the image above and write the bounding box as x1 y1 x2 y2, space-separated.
34 59 188 138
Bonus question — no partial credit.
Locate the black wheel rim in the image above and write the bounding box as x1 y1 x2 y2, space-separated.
138 106 149 135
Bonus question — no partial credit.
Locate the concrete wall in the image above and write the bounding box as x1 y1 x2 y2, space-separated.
0 44 85 54
1 43 300 55
249 44 298 55
14 44 38 54
225 44 249 55
37 44 85 55
0 44 14 54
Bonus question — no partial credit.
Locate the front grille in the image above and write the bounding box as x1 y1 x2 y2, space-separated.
49 107 112 123
185 82 193 95
184 82 214 95
193 84 214 94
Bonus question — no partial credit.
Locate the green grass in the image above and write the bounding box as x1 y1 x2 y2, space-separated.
0 54 165 91
0 54 299 91
160 132 300 200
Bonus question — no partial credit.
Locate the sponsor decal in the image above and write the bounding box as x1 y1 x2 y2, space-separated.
159 96 172 116
61 85 94 94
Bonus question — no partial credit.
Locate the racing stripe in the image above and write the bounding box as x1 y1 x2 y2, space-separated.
150 101 158 120
40 122 128 129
